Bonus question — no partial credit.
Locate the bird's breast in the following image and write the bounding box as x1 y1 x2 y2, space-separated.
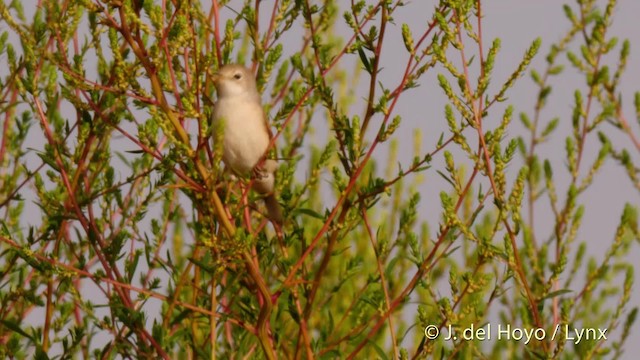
213 97 270 174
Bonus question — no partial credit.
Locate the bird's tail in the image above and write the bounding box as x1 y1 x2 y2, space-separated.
264 194 283 224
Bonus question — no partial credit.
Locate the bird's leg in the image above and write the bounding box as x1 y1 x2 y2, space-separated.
252 165 269 180
252 159 277 180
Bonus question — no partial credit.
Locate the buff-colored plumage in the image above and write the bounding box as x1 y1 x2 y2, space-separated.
212 64 283 223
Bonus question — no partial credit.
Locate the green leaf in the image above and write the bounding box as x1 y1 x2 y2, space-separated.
357 46 372 74
540 289 572 302
541 117 559 137
294 208 325 219
0 319 34 340
366 338 390 360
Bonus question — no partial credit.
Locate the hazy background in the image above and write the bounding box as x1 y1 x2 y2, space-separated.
7 0 640 357
388 1 640 355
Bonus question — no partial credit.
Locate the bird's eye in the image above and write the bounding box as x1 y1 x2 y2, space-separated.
233 73 242 80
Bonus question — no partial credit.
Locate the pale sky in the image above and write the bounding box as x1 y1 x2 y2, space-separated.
6 0 640 357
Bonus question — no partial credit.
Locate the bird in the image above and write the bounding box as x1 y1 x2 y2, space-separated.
211 64 283 224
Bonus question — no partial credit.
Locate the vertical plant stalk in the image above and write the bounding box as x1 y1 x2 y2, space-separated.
361 207 398 357
454 0 544 339
106 4 278 357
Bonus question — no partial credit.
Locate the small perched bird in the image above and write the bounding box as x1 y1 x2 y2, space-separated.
211 64 283 223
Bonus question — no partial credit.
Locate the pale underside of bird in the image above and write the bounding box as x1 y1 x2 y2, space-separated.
211 64 283 223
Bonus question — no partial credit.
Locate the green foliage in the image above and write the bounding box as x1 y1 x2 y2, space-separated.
0 0 638 359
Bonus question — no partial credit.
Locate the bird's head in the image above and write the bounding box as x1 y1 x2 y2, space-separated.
211 64 258 98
